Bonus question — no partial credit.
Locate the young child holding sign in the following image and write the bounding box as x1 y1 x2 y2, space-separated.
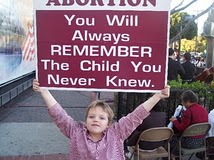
33 79 170 160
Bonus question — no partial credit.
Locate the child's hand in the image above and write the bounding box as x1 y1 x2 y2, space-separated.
33 79 41 92
157 85 170 99
32 79 56 108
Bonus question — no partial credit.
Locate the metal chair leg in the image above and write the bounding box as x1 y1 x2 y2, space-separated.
187 153 194 160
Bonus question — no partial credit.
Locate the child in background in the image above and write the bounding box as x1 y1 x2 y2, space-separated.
33 79 170 160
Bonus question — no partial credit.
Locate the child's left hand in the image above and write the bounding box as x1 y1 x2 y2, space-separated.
159 85 170 99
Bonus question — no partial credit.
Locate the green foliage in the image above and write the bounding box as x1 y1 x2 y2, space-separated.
168 76 214 100
170 12 197 40
170 12 181 39
180 36 207 52
196 36 207 52
181 38 195 52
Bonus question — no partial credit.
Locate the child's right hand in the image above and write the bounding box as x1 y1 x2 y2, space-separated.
33 79 41 92
32 79 57 108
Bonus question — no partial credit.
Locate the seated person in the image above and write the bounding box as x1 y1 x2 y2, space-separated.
208 109 214 137
169 90 208 157
125 99 166 151
167 105 186 128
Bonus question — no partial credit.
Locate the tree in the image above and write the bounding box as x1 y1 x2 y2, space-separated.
170 0 214 44
170 12 197 40
180 36 206 53
196 36 207 52
180 38 195 52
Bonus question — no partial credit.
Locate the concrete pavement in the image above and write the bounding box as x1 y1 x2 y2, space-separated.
0 87 114 157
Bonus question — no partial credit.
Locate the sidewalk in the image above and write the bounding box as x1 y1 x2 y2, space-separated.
0 87 114 159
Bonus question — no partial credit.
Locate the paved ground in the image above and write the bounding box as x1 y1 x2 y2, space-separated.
0 87 114 159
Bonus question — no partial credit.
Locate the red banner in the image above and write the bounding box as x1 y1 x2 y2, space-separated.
35 1 170 92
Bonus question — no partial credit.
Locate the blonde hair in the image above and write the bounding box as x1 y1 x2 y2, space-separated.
86 100 114 124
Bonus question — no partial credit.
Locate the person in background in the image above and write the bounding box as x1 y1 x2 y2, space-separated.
205 110 214 160
125 99 166 152
32 79 170 160
195 57 206 68
167 48 185 81
174 48 180 62
208 109 214 137
169 90 208 157
181 52 196 83
167 105 186 128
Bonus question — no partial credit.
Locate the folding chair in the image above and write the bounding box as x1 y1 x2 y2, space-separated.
128 127 174 160
178 122 211 160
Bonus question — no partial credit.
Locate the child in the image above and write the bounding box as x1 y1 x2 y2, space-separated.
33 79 170 160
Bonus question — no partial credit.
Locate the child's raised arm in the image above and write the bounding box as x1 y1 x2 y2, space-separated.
33 79 57 109
143 85 170 112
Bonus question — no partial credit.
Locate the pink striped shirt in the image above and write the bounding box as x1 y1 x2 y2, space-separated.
48 103 150 160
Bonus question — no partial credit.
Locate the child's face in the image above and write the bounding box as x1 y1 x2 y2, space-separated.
86 106 109 136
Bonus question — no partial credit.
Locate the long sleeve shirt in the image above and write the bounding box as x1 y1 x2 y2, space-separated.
173 103 208 136
181 61 196 81
48 103 150 160
167 57 185 81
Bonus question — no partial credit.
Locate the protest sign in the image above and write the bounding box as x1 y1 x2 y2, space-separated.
34 0 170 92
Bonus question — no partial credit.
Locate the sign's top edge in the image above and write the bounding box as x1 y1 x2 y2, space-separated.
34 0 171 11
